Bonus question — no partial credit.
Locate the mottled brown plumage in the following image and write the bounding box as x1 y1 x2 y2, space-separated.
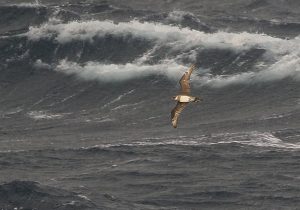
179 64 195 95
171 102 188 128
171 64 201 128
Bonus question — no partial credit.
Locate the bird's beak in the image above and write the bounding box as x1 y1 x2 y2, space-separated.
196 98 203 102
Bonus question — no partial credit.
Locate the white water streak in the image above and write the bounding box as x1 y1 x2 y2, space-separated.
81 131 300 150
27 111 64 120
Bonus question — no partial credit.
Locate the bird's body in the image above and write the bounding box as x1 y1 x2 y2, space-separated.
171 64 202 128
174 95 197 103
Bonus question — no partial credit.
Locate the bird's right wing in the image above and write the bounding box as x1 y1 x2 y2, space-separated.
179 64 196 95
171 102 188 128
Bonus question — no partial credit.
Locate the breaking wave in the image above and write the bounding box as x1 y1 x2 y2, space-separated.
22 19 300 86
199 53 300 87
25 19 298 54
56 59 185 82
54 55 300 87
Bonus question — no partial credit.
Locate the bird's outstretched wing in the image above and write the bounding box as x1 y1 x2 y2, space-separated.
179 64 196 95
171 102 188 128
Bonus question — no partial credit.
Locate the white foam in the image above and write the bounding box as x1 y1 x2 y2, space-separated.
196 53 300 87
81 131 300 150
259 113 291 120
87 117 115 123
56 59 184 82
55 56 300 87
0 149 25 154
166 11 195 22
27 111 63 120
12 1 44 8
25 20 300 86
77 194 91 201
238 132 300 149
26 20 300 54
33 59 52 70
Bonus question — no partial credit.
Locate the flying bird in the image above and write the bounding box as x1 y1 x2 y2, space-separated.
171 64 202 128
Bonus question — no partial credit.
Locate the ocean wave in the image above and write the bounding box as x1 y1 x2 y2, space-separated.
56 59 185 82
24 19 300 87
211 132 300 149
54 57 300 87
197 53 300 87
25 19 299 54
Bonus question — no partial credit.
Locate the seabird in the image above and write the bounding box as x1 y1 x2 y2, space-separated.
171 64 202 128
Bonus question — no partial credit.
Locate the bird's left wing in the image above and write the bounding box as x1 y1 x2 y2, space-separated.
179 64 196 95
171 102 188 128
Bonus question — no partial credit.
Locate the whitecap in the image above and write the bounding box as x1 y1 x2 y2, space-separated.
25 20 300 86
27 111 64 120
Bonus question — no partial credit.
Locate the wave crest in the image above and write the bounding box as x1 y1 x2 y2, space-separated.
26 19 297 54
56 59 184 82
24 19 300 86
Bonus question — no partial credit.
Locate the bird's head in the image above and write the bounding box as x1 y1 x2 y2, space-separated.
172 96 177 100
194 97 203 102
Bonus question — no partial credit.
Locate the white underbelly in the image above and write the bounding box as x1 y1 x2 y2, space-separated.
179 95 192 102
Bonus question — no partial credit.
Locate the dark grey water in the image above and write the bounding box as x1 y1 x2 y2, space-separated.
0 0 300 209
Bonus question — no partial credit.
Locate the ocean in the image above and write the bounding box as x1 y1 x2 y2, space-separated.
0 0 300 209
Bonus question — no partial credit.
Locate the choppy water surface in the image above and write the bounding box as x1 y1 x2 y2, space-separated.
0 0 300 209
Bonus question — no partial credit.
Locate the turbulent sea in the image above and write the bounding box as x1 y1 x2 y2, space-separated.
0 0 300 209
